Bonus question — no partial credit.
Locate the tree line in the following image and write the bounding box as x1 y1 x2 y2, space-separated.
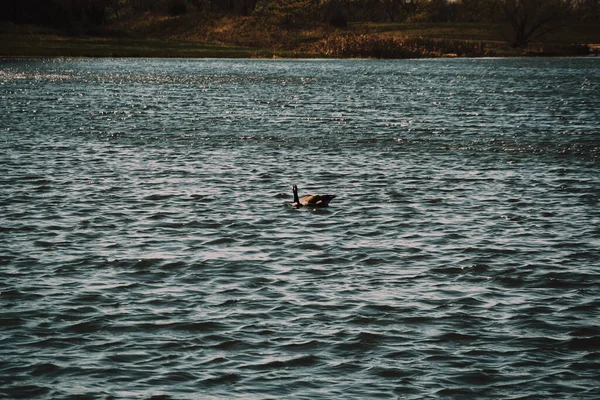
2 0 599 48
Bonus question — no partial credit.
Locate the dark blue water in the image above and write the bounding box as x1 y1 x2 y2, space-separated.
1 57 599 399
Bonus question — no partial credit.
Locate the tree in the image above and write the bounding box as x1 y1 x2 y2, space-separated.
434 0 458 21
381 0 424 22
501 0 574 48
575 0 600 21
457 0 501 22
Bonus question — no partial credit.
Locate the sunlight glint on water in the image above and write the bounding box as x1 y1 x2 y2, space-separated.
1 58 599 399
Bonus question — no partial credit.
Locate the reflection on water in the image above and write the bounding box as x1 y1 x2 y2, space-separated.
1 58 599 399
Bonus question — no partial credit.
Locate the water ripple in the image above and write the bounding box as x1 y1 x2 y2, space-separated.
1 57 599 399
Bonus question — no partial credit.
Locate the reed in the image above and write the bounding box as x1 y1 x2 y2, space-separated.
310 33 494 58
524 43 593 57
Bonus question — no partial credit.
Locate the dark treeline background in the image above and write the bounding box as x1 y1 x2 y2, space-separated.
2 0 599 48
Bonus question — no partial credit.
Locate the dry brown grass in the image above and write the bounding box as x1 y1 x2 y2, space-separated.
308 32 495 58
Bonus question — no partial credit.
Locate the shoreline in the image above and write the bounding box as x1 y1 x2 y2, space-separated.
1 30 598 60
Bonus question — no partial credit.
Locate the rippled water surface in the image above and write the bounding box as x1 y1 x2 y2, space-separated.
1 58 600 399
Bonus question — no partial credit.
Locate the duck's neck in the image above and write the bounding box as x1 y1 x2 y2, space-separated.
293 187 300 204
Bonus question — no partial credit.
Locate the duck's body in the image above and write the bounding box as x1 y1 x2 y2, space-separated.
292 184 336 208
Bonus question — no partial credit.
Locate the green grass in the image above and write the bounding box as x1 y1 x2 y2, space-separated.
0 34 278 58
360 22 505 41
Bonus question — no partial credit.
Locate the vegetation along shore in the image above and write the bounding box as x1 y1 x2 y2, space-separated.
1 0 599 58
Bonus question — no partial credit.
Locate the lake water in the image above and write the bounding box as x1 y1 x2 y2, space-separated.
1 57 599 399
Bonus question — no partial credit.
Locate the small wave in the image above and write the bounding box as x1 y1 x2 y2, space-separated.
144 194 176 201
201 373 241 386
2 58 599 399
203 237 237 246
209 339 245 350
162 321 229 333
436 332 479 342
34 240 58 248
371 367 413 378
570 361 600 371
281 340 323 351
29 362 62 377
1 384 51 398
61 320 106 334
435 386 480 396
0 225 38 233
0 316 24 327
242 355 320 370
567 336 600 351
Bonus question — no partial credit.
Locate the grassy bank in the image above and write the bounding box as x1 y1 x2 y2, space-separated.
0 34 281 58
1 15 599 59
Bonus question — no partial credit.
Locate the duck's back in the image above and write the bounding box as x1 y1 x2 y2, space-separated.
300 194 336 207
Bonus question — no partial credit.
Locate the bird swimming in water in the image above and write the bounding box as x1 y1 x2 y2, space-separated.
291 184 336 208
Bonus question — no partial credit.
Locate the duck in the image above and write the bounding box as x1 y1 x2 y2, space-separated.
291 184 336 208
